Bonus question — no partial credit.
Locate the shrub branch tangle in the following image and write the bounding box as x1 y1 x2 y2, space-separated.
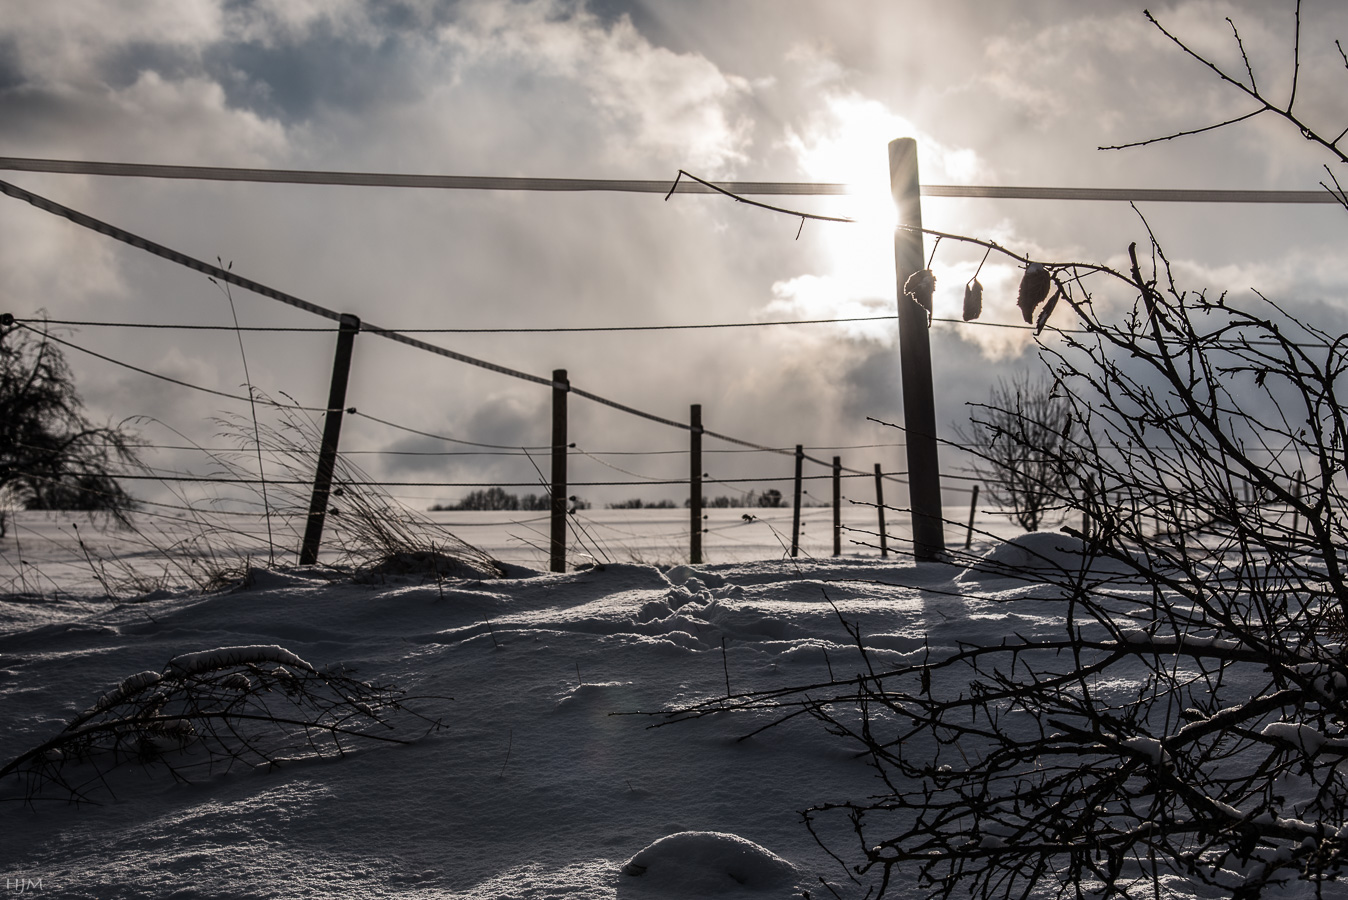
0 645 447 805
659 239 1348 899
656 4 1348 896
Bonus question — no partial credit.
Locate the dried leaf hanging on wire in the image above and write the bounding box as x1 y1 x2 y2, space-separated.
1035 285 1063 335
1017 263 1051 323
904 268 936 325
963 278 983 321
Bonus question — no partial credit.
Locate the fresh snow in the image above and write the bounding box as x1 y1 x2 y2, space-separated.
0 511 1305 897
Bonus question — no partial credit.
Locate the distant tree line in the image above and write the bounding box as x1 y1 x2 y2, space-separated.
432 487 793 512
695 489 785 508
613 489 788 509
430 487 590 512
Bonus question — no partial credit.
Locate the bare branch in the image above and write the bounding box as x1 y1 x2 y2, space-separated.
1288 0 1303 110
1098 109 1265 152
1108 6 1348 167
1227 16 1258 93
665 169 854 237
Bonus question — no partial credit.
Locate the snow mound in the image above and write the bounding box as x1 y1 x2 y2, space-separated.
958 531 1138 585
554 680 631 708
664 565 726 589
354 550 504 582
621 831 800 895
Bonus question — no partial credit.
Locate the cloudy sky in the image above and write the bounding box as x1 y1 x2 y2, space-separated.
1 0 1346 514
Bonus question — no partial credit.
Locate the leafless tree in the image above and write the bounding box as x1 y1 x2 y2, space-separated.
958 372 1074 532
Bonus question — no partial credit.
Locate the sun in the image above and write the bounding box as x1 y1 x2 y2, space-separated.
770 91 988 337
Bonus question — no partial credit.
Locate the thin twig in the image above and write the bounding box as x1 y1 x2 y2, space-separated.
666 169 855 225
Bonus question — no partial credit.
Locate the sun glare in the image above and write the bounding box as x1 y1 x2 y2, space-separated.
771 92 990 342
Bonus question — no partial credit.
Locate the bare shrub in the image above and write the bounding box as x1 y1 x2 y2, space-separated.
659 244 1348 896
0 645 446 806
957 372 1074 532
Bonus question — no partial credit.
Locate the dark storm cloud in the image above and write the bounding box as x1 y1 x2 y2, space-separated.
0 36 22 90
203 25 430 122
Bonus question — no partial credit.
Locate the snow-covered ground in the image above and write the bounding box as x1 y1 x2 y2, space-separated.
2 508 1102 898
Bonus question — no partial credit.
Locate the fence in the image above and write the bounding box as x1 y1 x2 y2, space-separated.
0 181 927 572
1 147 1328 578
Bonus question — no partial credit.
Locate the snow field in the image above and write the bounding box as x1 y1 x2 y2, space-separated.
0 522 1238 897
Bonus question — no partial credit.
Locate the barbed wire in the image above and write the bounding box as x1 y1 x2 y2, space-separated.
19 326 913 475
99 471 878 488
18 323 321 410
2 178 919 452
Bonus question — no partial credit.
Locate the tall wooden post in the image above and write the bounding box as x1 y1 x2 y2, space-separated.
832 456 842 556
791 445 804 558
690 404 703 565
889 137 946 561
550 369 569 573
874 463 888 558
299 313 360 565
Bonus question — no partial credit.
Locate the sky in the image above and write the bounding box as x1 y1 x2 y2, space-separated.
1 0 1346 514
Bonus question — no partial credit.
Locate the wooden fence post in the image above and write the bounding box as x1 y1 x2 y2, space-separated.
874 463 888 558
1083 475 1094 539
1291 469 1303 537
550 369 569 573
690 404 703 565
299 313 360 566
832 456 842 556
791 444 803 558
965 484 980 550
889 137 946 561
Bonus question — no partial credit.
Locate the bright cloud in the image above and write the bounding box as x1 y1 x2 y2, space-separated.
436 0 754 173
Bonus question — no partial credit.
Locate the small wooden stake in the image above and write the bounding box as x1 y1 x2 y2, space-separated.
965 484 980 550
721 636 731 698
1083 475 1095 539
549 369 569 573
1291 470 1303 537
690 404 703 565
791 445 804 558
832 456 842 556
874 463 888 558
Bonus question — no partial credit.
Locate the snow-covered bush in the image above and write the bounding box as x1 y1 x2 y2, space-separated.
0 644 446 805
